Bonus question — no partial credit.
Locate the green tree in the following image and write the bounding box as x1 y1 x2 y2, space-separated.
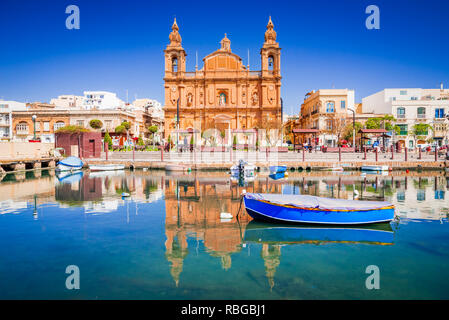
89 119 103 130
410 123 433 146
121 121 130 130
148 125 158 147
115 125 126 134
343 121 363 142
104 131 113 148
137 134 145 146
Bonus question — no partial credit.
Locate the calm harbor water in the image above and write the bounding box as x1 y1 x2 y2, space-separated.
0 168 449 299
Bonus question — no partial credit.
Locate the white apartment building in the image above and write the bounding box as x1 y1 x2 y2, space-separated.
133 98 164 120
0 100 26 140
362 88 449 148
50 95 84 108
82 91 124 110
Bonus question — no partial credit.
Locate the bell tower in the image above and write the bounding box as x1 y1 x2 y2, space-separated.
164 18 186 77
260 16 281 77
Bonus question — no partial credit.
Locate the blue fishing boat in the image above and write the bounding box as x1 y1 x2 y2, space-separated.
56 156 83 172
269 165 287 174
243 193 394 225
243 221 394 245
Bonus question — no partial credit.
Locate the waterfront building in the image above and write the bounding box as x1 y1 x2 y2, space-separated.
299 89 355 146
50 95 84 108
163 17 282 145
133 98 165 141
82 91 125 110
362 87 449 148
0 100 26 140
283 115 300 144
12 102 70 142
11 102 143 144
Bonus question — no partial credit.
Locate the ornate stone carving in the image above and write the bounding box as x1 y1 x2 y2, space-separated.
264 17 277 46
168 18 182 47
252 92 259 106
219 33 231 52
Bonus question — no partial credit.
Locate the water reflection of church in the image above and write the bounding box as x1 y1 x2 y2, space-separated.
163 175 285 288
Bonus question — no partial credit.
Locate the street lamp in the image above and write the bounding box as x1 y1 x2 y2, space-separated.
31 114 37 140
347 108 356 151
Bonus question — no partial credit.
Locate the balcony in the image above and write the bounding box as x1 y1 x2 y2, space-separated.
417 114 426 119
397 114 406 119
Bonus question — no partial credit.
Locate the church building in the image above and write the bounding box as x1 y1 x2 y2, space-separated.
163 17 282 144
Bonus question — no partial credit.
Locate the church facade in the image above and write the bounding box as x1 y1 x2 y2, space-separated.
163 17 282 144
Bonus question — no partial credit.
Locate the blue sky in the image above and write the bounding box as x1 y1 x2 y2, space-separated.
0 0 448 115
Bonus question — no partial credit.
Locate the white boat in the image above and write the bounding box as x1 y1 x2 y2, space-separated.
361 165 390 171
166 164 190 172
230 160 256 178
89 164 125 172
56 156 83 172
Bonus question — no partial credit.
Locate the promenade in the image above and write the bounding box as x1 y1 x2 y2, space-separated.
85 148 449 171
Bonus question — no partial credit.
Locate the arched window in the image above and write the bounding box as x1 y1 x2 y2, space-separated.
397 107 405 118
268 56 274 71
326 102 335 113
16 122 29 133
172 57 178 72
54 121 66 131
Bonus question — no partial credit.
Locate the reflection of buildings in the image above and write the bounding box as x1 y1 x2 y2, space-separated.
55 175 103 203
163 175 289 286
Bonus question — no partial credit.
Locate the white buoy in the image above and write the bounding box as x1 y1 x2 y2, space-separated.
121 192 130 197
354 189 359 196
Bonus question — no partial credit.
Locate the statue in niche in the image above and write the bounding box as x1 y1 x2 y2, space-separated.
252 92 259 106
187 93 193 106
219 93 226 106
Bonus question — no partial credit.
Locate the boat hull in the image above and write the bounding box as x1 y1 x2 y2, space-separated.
166 165 188 171
361 165 389 171
55 164 83 172
244 197 394 225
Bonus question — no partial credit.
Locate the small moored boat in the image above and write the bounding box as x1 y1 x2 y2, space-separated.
56 156 83 172
230 160 256 178
243 193 394 225
269 165 287 174
361 165 390 171
88 164 125 172
166 164 190 172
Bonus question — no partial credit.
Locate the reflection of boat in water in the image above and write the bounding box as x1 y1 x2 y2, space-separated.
243 221 394 245
56 156 83 172
243 193 395 225
56 171 83 184
269 172 286 180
